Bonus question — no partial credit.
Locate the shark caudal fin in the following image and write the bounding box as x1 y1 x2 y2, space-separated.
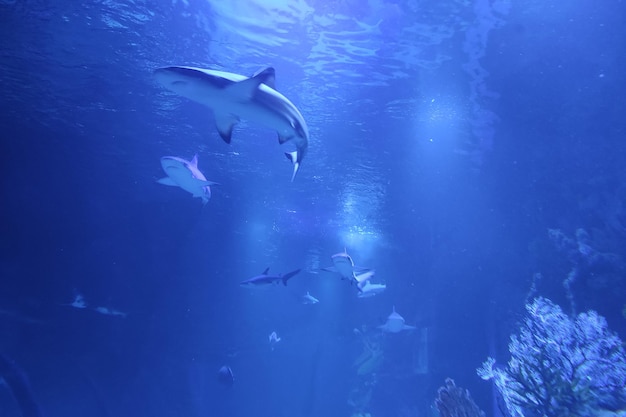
281 268 301 286
284 151 300 182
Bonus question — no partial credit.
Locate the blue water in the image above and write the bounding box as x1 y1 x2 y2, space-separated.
1 1 625 416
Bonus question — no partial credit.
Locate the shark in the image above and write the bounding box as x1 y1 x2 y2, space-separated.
154 66 309 181
378 306 416 333
240 267 301 287
302 291 320 304
354 270 386 298
322 249 372 291
357 281 387 298
61 293 87 309
157 155 219 204
94 306 127 318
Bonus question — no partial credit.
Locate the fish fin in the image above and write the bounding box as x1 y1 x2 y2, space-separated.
282 268 301 285
252 67 276 89
190 154 199 168
227 67 275 99
284 151 300 182
278 133 290 144
355 270 375 284
157 177 177 186
262 267 270 275
214 113 238 144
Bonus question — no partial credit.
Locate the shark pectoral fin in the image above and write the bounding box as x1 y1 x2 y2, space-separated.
277 133 290 144
284 151 300 182
214 113 238 144
190 154 199 168
252 67 276 89
157 177 177 186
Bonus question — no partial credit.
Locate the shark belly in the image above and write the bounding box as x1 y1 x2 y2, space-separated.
155 66 309 180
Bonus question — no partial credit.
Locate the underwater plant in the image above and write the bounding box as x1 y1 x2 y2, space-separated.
435 378 485 417
478 297 626 417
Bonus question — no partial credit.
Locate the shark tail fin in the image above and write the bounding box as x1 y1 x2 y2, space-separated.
284 151 300 182
282 268 301 286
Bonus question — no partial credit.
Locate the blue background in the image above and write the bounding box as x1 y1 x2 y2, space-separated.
1 1 625 416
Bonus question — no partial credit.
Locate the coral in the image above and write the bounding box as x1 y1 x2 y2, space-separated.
478 297 626 417
435 378 485 417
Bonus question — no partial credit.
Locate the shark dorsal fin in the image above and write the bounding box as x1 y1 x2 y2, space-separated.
227 67 275 99
190 154 199 168
262 267 270 275
252 67 276 89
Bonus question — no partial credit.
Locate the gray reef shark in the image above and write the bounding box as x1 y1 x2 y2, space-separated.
154 66 309 181
157 155 219 204
61 293 87 309
357 281 387 298
94 306 127 318
322 249 372 291
240 268 301 287
378 306 415 333
302 291 320 304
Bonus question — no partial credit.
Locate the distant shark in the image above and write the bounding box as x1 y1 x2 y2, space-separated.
94 306 127 318
357 281 387 298
154 66 309 181
61 293 87 309
302 291 319 304
157 155 219 204
378 306 416 333
240 267 301 287
322 249 372 291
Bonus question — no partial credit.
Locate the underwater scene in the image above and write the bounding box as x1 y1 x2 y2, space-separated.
1 0 625 416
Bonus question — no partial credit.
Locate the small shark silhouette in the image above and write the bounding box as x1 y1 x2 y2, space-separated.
302 291 319 304
94 306 127 318
357 281 386 298
154 66 309 181
269 331 281 351
157 155 218 204
378 306 415 333
322 248 372 292
61 293 87 309
240 268 301 287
